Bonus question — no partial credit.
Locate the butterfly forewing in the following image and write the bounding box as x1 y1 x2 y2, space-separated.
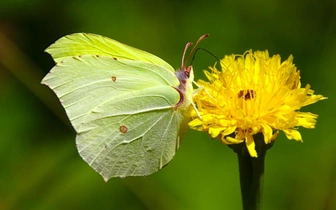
46 33 175 72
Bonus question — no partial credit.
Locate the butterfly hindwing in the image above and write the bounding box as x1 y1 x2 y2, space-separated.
77 107 185 179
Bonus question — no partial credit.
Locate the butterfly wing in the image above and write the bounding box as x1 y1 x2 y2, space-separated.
42 55 187 180
46 33 175 72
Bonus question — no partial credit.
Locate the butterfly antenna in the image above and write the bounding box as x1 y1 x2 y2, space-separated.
181 34 209 70
181 42 193 70
191 47 220 64
184 34 209 68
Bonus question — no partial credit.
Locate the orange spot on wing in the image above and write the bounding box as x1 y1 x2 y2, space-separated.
119 125 128 133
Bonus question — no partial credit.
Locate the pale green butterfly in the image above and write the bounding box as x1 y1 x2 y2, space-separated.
41 33 208 181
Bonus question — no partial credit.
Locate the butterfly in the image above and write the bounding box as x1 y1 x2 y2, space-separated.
41 33 208 181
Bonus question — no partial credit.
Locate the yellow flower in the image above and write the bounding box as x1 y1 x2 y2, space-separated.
189 50 327 157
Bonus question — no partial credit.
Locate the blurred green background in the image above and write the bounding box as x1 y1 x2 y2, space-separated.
0 0 335 209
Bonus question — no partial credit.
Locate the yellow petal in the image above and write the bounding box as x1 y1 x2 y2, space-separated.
271 130 279 141
246 134 258 157
188 118 203 127
224 136 244 144
261 123 273 144
209 127 225 138
283 129 303 141
222 126 237 136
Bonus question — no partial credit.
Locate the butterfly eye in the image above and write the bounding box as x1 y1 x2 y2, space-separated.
175 70 188 84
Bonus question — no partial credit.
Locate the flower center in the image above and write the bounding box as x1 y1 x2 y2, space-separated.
238 90 256 100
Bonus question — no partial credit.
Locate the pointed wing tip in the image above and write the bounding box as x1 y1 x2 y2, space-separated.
44 33 74 56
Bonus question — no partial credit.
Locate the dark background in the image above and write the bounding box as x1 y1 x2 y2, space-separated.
0 0 335 209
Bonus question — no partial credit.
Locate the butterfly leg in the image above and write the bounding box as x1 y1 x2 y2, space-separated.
192 81 212 98
190 81 213 119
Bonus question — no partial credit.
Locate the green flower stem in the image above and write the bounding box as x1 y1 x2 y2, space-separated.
237 149 265 210
229 133 273 210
